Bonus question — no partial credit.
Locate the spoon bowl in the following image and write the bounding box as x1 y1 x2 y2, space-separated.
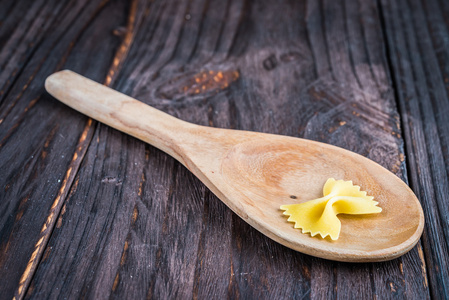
45 70 424 262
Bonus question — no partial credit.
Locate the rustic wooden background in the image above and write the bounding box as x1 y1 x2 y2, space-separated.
0 0 448 299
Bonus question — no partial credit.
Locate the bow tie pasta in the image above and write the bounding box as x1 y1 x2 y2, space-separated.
280 178 382 240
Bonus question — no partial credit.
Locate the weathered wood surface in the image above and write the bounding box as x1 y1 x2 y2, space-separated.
0 0 445 299
380 0 449 298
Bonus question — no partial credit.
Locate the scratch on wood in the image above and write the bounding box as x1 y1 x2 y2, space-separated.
417 245 428 288
112 273 120 292
15 210 24 222
56 217 63 229
132 205 139 225
81 118 93 141
61 204 67 216
41 246 52 263
138 172 145 197
41 220 48 233
14 195 30 222
25 97 40 113
227 251 239 298
145 147 150 161
56 204 66 228
105 0 138 85
120 240 129 266
41 125 58 160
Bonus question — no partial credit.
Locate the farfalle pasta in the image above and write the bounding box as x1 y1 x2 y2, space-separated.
280 178 382 240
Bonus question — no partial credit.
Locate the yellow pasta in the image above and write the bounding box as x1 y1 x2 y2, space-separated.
280 178 382 240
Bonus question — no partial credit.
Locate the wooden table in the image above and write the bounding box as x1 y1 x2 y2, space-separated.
1 0 448 299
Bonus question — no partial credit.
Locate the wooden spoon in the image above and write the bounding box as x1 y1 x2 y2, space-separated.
45 70 424 262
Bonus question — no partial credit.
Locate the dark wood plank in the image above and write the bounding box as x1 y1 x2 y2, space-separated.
18 0 431 299
305 2 428 298
0 0 131 299
379 0 449 298
0 0 65 105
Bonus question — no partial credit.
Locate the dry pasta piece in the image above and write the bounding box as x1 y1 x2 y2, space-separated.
280 178 382 240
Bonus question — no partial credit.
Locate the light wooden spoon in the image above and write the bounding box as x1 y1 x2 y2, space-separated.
45 70 424 262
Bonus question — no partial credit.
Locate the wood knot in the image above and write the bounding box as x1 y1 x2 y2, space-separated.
263 54 278 71
155 69 240 102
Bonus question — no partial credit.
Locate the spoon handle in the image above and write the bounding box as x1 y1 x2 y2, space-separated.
45 70 195 162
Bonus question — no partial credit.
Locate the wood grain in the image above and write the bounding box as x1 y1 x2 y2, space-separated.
380 0 449 297
31 0 427 297
0 0 131 299
1 0 446 298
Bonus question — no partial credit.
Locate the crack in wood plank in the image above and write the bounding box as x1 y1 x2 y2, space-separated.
11 0 142 297
13 119 93 300
105 0 139 86
12 4 141 300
